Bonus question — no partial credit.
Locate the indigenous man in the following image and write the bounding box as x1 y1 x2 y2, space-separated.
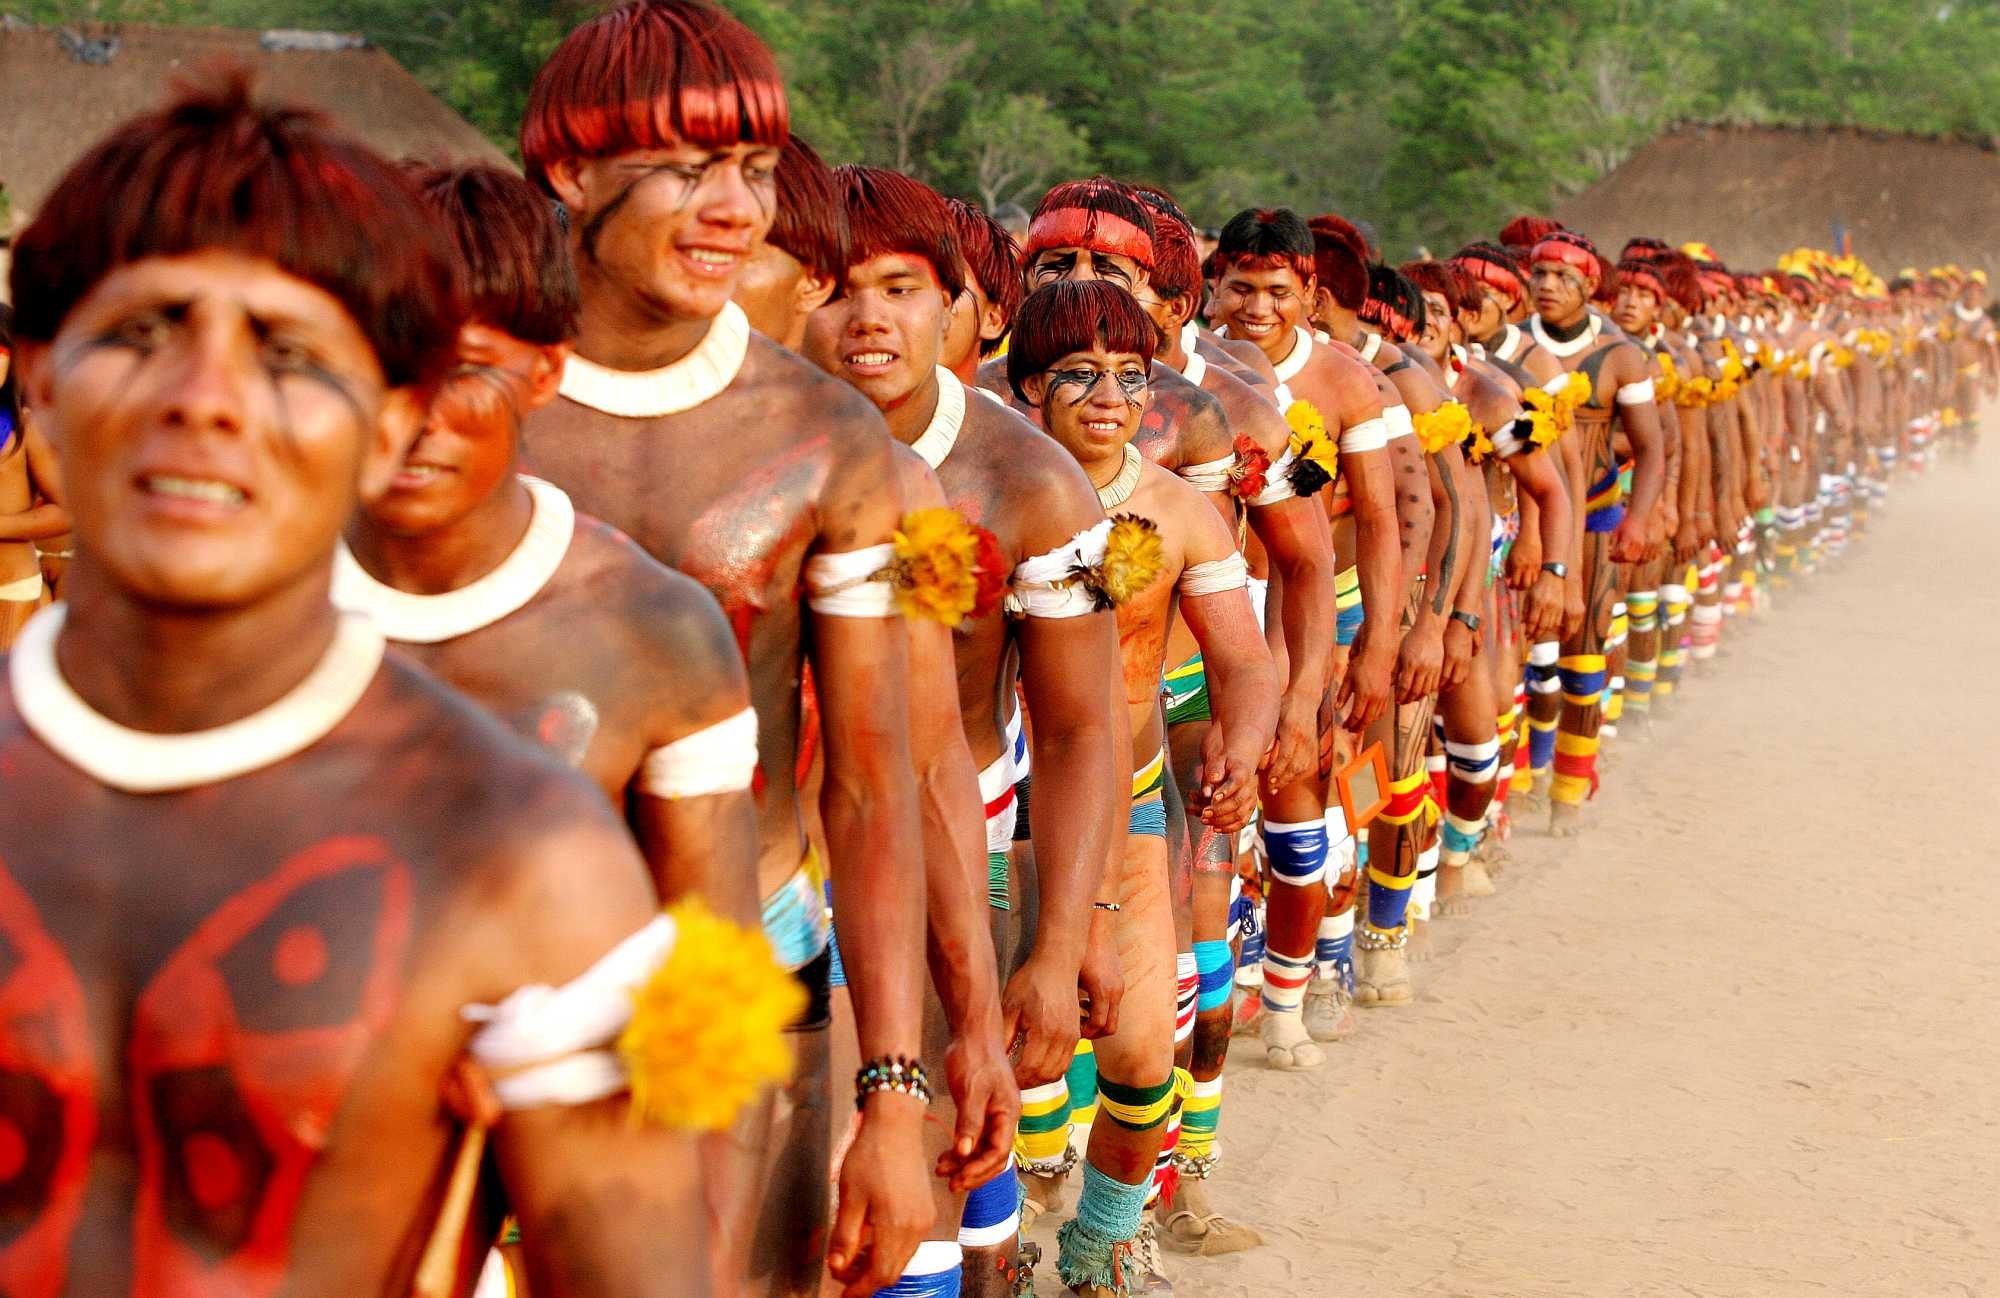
517 5 935 1293
1524 230 1666 835
732 133 846 353
337 162 761 917
1001 187 1357 1077
0 75 745 1298
803 164 1124 1298
1009 279 1279 1297
943 198 1023 383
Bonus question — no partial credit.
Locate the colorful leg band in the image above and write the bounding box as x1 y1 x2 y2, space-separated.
870 1241 964 1296
1175 1075 1223 1164
1261 816 1329 886
1442 812 1484 861
960 1165 1022 1248
1379 770 1437 827
1097 1074 1178 1132
1259 945 1315 1013
1525 642 1562 694
1365 863 1415 932
1315 911 1355 988
1067 1041 1099 1138
1626 591 1660 631
986 850 1010 912
1603 679 1625 725
1427 746 1450 810
1411 842 1440 921
1445 736 1501 784
1605 603 1629 652
1527 715 1559 771
1173 951 1198 1045
1015 1079 1072 1173
1194 940 1234 1013
1550 731 1599 805
1558 654 1609 707
1146 1092 1186 1209
1234 897 1266 986
1057 1164 1149 1292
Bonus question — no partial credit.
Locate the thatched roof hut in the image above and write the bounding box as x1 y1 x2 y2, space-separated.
0 20 508 233
1556 121 2000 277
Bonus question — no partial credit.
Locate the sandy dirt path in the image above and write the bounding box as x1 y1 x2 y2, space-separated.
1029 446 2000 1296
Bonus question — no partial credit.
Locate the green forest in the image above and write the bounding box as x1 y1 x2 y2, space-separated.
18 0 2000 255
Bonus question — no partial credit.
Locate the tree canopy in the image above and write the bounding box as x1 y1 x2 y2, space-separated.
20 0 2000 256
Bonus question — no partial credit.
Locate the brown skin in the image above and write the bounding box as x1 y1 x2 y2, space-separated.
1023 345 1279 1182
11 249 708 1297
734 240 840 354
0 405 67 646
533 140 929 1298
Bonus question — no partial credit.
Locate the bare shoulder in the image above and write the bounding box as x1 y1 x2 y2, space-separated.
1151 362 1235 464
973 356 1033 416
738 331 894 450
557 516 747 707
1217 334 1278 380
1462 364 1521 430
888 441 948 509
964 391 1103 520
1205 362 1289 454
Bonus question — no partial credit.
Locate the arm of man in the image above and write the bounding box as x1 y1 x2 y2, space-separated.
892 454 1013 1191
1656 393 1682 552
0 423 72 541
1009 454 1125 1083
485 800 715 1298
1176 489 1281 835
1396 446 1456 704
628 572 761 925
1735 384 1767 513
1331 364 1399 735
808 410 932 1296
1440 447 1490 693
1605 343 1665 564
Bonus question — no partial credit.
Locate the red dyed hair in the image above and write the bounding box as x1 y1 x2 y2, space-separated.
947 198 1024 347
1400 258 1475 320
1007 279 1157 402
411 163 578 346
834 165 965 302
1614 257 1667 303
12 69 463 387
1129 186 1201 302
1499 214 1565 256
1451 241 1528 307
770 134 848 288
1025 178 1157 271
1531 231 1601 284
522 0 787 193
1215 207 1314 284
1309 213 1370 311
1648 250 1705 315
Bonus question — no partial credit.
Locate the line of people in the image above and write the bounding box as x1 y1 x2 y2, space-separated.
0 3 1989 1298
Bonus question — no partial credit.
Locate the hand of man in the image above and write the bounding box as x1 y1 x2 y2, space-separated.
935 1022 1020 1193
828 1100 933 1298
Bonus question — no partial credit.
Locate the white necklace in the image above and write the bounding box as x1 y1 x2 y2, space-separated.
333 477 576 644
1530 313 1601 358
911 368 966 470
1096 443 1144 509
1273 327 1313 383
1955 303 1983 323
558 301 751 418
11 604 384 793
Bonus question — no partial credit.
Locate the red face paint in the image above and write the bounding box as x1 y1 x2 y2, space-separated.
128 836 411 1296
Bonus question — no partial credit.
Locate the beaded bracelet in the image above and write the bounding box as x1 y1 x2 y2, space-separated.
855 1055 932 1109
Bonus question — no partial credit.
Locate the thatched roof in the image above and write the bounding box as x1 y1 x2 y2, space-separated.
1555 121 2000 277
0 20 509 230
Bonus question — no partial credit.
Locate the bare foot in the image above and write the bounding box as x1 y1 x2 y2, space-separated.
1259 1009 1325 1069
1461 858 1497 896
1514 769 1552 814
1408 915 1435 962
1354 942 1413 1006
1549 801 1585 838
1158 1177 1265 1257
1303 978 1359 1041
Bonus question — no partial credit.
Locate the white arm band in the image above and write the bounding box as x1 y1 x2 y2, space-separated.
639 705 758 799
1382 403 1414 442
1616 377 1656 406
1178 453 1236 494
1179 551 1249 596
1488 420 1528 459
805 543 896 617
1339 414 1390 454
463 915 678 1110
1249 447 1297 506
1004 519 1112 619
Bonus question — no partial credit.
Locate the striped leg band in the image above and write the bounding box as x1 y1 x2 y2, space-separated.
1261 816 1329 886
1174 951 1198 1045
870 1241 964 1295
959 1165 1022 1248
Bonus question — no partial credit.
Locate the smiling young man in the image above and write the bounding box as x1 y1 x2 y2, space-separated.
803 164 1123 1298
1207 208 1419 1039
515 5 934 1295
0 76 730 1298
1009 280 1279 1297
1525 230 1666 835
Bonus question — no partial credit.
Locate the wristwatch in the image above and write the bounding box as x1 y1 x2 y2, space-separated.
1450 610 1482 633
1540 561 1569 579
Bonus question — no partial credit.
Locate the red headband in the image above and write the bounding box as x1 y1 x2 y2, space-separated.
1531 237 1598 283
1621 265 1666 300
1455 254 1524 304
1022 208 1155 272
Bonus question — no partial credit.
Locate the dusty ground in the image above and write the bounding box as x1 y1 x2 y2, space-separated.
1030 443 2000 1296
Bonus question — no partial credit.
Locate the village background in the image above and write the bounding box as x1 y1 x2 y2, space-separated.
3 1 2000 277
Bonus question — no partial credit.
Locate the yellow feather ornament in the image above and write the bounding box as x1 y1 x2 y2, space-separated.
1412 400 1473 455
